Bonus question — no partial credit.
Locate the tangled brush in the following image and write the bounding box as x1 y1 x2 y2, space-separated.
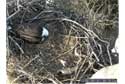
7 0 118 84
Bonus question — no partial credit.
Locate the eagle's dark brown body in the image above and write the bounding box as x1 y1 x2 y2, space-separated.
13 21 48 43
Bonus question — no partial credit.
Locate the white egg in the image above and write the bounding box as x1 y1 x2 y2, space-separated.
85 64 118 84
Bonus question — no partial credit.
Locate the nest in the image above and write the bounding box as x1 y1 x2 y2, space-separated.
7 0 118 84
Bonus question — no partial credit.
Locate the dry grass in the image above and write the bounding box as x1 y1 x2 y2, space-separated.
7 0 118 84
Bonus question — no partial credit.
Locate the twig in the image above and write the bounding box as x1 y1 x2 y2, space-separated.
8 36 24 54
23 55 39 69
